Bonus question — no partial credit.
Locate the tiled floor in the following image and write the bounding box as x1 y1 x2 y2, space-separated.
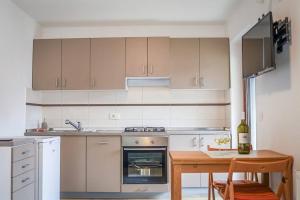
62 188 222 200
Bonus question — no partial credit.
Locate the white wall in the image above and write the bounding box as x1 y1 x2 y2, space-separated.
228 0 300 196
36 24 227 39
0 0 37 136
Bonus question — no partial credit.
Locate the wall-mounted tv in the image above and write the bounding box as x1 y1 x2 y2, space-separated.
242 12 276 78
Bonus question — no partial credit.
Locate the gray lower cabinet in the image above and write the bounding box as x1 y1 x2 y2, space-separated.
60 136 87 192
87 136 121 192
60 136 121 193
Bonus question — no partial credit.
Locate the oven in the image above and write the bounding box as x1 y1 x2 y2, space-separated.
122 136 168 184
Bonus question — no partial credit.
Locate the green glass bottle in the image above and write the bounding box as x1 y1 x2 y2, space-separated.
237 113 251 154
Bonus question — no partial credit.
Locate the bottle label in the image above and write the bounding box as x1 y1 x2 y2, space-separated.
239 133 249 144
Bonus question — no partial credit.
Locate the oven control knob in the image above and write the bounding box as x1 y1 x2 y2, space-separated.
135 140 139 144
151 140 154 144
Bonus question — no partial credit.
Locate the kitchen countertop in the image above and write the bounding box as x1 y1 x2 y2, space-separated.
25 127 230 136
0 137 36 147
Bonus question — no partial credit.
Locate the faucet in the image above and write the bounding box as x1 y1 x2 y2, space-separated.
65 119 82 131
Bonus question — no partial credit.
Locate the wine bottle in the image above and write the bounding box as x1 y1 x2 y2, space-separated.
237 112 251 154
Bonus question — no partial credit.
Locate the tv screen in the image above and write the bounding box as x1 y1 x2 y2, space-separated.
242 12 275 78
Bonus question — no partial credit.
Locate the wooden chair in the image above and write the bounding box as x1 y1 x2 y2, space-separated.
222 158 291 200
207 145 258 200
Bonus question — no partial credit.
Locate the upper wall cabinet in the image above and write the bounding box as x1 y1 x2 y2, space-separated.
125 38 148 77
126 37 170 77
147 37 170 77
170 38 230 90
61 39 90 90
199 38 230 90
32 39 62 90
170 38 200 89
91 38 126 89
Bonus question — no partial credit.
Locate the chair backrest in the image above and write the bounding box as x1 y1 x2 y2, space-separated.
224 158 291 200
228 158 290 175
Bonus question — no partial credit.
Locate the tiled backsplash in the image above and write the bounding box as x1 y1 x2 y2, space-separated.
26 87 231 129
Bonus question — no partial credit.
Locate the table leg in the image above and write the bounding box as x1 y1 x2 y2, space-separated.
261 173 270 186
171 164 182 200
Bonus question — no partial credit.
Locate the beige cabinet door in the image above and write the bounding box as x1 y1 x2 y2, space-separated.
87 136 121 192
32 39 62 90
91 38 126 89
62 39 90 90
170 38 200 89
148 37 170 77
60 136 86 192
126 38 148 77
199 38 230 89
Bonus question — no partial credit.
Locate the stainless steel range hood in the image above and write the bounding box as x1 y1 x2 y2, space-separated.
126 77 170 87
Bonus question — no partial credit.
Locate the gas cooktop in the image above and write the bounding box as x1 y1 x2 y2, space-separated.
124 127 166 133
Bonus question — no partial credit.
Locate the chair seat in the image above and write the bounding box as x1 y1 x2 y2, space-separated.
233 184 279 200
213 180 257 194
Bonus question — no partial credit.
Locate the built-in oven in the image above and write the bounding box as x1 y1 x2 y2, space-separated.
122 136 168 184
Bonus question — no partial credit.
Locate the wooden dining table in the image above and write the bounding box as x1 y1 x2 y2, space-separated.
169 150 293 200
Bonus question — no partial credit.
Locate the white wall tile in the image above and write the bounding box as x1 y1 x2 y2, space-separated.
62 107 89 120
89 119 116 128
42 91 62 104
116 88 143 104
170 119 225 128
89 106 114 120
25 105 42 129
89 91 116 104
116 119 143 128
142 119 170 127
115 106 142 120
62 91 89 104
142 87 171 104
170 106 225 120
26 88 42 104
142 106 171 120
169 89 226 103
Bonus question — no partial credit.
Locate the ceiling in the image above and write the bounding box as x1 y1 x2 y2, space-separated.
12 0 243 26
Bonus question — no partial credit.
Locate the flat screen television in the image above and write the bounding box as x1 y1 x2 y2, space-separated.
242 12 276 78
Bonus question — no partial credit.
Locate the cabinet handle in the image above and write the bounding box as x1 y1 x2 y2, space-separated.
91 79 96 88
149 65 153 74
63 79 67 88
21 164 30 169
199 77 204 88
194 75 199 86
97 142 109 145
192 137 197 147
21 177 30 183
21 150 30 155
56 78 60 88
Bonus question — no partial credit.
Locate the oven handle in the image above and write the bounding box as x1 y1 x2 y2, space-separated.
123 148 167 151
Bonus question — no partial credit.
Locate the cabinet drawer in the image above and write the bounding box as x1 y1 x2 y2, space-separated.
13 183 35 200
13 143 35 162
13 157 35 177
12 170 35 192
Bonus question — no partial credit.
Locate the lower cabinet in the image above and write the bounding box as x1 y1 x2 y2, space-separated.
87 136 121 192
169 133 231 188
60 136 87 192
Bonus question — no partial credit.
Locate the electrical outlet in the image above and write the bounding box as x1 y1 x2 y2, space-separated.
109 113 121 120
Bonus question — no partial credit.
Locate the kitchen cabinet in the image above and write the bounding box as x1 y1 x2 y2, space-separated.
60 136 86 192
148 37 170 77
199 38 230 89
32 39 62 90
87 136 121 192
169 135 201 187
169 133 231 187
125 38 148 77
91 38 126 89
61 39 90 90
126 37 170 77
170 38 200 89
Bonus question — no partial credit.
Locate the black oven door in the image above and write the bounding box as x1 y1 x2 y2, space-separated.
123 147 168 184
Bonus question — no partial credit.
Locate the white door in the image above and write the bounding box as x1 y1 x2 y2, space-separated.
199 134 231 187
169 135 201 188
39 139 60 200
